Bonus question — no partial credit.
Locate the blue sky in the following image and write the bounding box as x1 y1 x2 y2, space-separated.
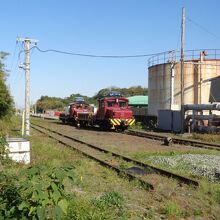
1 0 220 108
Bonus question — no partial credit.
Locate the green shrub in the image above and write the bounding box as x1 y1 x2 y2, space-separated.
67 191 126 220
161 201 181 217
194 208 203 216
0 137 7 159
0 53 14 120
0 165 75 219
67 198 109 220
0 137 10 164
214 188 220 204
93 191 125 209
130 122 143 130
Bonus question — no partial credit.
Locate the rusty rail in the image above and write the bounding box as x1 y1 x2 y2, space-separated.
126 130 220 151
31 123 199 188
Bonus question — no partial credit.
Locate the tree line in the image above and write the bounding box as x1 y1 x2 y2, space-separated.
0 52 14 119
36 86 148 113
0 52 14 135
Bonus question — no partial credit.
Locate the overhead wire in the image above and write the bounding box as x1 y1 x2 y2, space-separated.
9 41 18 72
9 42 22 85
10 42 25 86
31 46 172 59
186 16 220 41
8 42 19 85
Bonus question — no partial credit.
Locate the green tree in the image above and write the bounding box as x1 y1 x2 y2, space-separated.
35 86 148 111
0 52 14 119
36 96 64 113
94 86 148 98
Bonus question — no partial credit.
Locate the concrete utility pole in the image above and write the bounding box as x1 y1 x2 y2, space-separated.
17 37 38 136
180 7 185 133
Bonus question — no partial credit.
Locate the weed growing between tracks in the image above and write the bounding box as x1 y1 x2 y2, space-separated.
192 132 220 143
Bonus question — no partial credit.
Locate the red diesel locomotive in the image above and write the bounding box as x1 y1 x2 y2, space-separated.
59 97 93 127
95 92 135 131
59 92 135 131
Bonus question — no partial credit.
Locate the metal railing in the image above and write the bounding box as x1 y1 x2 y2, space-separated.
148 49 220 67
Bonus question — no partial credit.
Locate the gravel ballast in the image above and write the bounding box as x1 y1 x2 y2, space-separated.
148 154 220 181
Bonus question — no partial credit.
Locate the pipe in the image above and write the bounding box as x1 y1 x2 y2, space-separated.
184 104 220 111
196 125 220 133
170 63 175 108
186 114 220 120
22 110 25 137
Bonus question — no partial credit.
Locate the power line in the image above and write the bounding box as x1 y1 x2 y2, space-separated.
9 41 18 72
186 17 220 41
10 42 25 84
31 46 169 59
18 44 26 63
8 42 19 85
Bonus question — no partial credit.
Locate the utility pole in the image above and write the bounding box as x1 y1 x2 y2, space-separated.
35 103 37 114
17 37 38 136
180 7 185 133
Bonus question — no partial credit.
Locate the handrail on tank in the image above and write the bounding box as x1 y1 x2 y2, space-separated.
148 49 220 67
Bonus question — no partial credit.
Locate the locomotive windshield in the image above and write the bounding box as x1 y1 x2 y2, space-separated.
106 100 127 108
107 101 115 107
119 101 126 108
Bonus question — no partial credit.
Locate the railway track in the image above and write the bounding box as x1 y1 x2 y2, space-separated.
32 116 220 151
126 130 220 151
31 122 199 190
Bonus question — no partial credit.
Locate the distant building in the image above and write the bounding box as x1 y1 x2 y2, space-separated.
127 96 148 121
127 96 148 107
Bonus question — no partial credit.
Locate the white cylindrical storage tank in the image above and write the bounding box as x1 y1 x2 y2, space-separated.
148 50 220 117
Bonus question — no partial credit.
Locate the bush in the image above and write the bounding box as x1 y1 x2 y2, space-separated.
0 137 10 163
0 165 75 219
161 201 181 217
93 191 125 209
0 52 14 119
68 191 126 220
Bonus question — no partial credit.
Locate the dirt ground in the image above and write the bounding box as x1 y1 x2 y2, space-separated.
34 119 203 154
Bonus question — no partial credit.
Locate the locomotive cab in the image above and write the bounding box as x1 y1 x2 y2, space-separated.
96 92 135 130
59 97 93 127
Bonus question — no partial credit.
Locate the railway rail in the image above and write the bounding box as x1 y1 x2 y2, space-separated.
31 122 199 190
32 115 220 151
126 130 220 151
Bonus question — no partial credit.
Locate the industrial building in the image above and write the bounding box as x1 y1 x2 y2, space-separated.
127 96 148 123
148 49 220 132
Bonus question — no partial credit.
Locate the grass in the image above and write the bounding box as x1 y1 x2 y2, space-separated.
3 117 220 219
30 128 220 219
161 201 181 217
192 133 220 143
130 122 144 130
92 191 125 209
0 115 23 138
29 129 156 219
